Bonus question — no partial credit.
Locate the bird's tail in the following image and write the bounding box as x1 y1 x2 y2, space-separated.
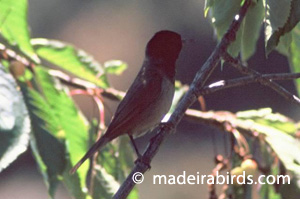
70 136 110 174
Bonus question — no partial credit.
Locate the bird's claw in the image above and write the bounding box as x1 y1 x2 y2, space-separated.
134 156 151 170
159 122 174 132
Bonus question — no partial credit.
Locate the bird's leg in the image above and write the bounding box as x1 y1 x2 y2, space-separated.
129 135 142 159
128 135 151 169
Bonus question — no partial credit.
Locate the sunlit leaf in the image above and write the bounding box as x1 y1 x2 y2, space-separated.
259 182 281 199
92 166 120 199
237 108 297 135
186 108 300 193
62 158 91 199
34 66 91 198
92 135 137 198
236 109 300 178
265 0 296 55
0 0 39 63
23 87 65 197
31 38 109 88
104 60 127 75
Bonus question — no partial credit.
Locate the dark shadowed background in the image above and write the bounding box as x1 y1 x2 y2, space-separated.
0 0 299 198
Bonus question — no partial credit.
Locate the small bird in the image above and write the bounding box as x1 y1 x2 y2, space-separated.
70 30 182 173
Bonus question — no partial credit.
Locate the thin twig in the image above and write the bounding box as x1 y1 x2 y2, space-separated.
222 52 300 106
52 64 300 106
48 69 125 101
51 65 300 108
199 72 300 95
113 1 253 198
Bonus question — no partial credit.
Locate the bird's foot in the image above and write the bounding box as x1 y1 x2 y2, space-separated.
149 122 175 144
159 122 175 132
134 156 151 170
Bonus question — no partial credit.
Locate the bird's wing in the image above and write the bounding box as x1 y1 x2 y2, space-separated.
105 68 164 139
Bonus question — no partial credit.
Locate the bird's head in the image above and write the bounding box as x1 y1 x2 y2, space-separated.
146 30 182 62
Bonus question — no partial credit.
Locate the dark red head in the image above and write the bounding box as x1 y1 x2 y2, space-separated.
146 30 182 62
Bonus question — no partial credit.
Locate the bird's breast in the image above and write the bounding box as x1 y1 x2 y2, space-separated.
132 76 175 137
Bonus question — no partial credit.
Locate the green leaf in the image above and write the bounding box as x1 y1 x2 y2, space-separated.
24 89 66 198
237 108 297 134
259 160 282 199
104 60 128 75
265 0 292 32
63 158 91 199
275 31 292 56
98 143 119 180
92 135 137 198
118 136 135 177
93 166 139 199
265 0 295 55
187 108 300 197
31 38 109 88
127 187 139 199
288 24 300 96
0 0 39 63
92 166 120 199
97 137 134 181
34 66 91 198
237 109 300 177
0 64 30 172
209 0 240 33
241 0 264 60
209 0 264 60
237 108 300 197
264 130 300 177
259 181 281 199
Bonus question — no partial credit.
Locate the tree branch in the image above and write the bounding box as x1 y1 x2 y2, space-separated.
113 1 253 198
199 72 300 95
222 52 300 106
50 65 300 105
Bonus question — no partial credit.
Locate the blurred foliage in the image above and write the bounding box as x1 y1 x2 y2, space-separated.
186 108 300 198
0 1 134 198
1 0 300 199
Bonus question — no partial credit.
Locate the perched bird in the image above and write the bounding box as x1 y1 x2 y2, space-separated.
70 30 182 173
